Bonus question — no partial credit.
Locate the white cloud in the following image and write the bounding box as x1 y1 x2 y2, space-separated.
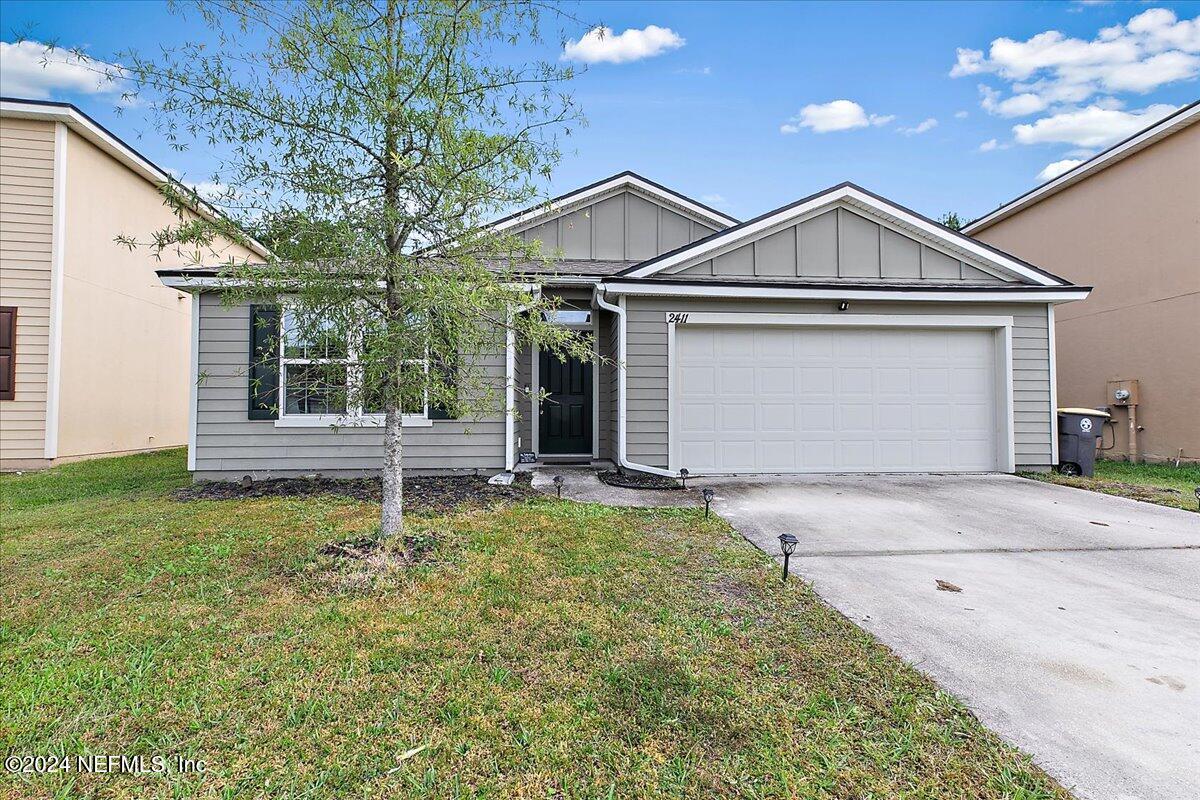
781 100 894 134
1013 102 1178 147
0 40 129 99
562 25 684 64
1037 158 1086 180
979 86 1049 117
899 117 939 135
955 110 970 119
951 8 1200 113
978 138 999 152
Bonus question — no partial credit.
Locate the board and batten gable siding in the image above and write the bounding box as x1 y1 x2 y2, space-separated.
623 296 1054 471
193 292 506 478
668 206 1012 283
518 188 720 261
0 116 56 464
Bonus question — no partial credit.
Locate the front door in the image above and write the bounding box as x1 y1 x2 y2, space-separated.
539 349 592 455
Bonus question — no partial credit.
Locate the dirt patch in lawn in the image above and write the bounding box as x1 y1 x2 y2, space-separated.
174 473 534 513
1027 473 1194 511
597 470 682 491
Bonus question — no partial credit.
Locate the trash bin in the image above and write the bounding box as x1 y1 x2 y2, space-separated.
1057 408 1111 477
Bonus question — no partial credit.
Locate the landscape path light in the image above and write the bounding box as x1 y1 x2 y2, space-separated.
679 468 689 489
702 487 714 519
1195 486 1199 510
778 533 798 582
553 474 564 498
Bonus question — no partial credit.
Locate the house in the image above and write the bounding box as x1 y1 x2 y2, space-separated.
965 102 1199 465
158 172 1089 480
0 98 265 471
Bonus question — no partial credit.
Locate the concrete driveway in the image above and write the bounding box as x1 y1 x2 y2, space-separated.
707 474 1200 800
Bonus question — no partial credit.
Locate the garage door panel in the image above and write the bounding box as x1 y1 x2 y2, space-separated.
673 325 1001 474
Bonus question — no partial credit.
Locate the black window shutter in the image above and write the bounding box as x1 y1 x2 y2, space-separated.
248 305 280 419
0 306 15 402
428 358 456 420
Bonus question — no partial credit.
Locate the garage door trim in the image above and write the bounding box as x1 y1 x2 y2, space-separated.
666 312 1015 475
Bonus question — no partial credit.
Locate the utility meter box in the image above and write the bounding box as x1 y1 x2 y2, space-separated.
1106 378 1140 407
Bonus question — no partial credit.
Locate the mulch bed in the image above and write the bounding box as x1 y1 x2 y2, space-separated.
174 473 533 513
597 470 683 491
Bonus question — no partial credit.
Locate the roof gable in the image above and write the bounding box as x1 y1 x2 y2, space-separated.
622 183 1070 287
494 172 737 263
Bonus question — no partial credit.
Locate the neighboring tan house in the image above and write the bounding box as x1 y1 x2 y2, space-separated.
965 101 1199 465
0 98 265 471
159 172 1088 481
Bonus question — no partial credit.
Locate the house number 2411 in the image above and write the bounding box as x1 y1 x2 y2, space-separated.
667 313 690 324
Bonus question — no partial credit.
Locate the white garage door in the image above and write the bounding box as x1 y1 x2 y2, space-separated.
673 325 1002 474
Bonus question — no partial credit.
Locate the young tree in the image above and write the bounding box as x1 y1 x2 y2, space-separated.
114 0 593 535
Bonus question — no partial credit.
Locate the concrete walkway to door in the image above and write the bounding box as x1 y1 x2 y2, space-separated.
705 473 1200 800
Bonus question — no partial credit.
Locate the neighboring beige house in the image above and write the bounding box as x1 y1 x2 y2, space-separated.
965 101 1199 465
0 98 265 471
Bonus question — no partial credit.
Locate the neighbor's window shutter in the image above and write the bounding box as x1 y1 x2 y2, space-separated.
0 306 15 402
248 304 280 420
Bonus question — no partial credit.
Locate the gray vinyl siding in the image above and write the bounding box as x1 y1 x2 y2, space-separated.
193 292 505 479
670 206 1013 283
519 188 719 261
623 296 1054 471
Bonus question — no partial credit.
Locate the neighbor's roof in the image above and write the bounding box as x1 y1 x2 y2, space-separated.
0 96 270 258
963 100 1200 235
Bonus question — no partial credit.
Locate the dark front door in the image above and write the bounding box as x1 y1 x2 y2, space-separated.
539 349 592 455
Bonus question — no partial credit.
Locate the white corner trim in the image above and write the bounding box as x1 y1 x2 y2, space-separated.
43 121 68 461
492 173 737 234
505 322 516 472
187 292 200 471
600 281 1089 304
1002 324 1017 473
622 185 1066 286
593 288 675 478
1048 304 1059 467
531 340 540 454
964 102 1200 234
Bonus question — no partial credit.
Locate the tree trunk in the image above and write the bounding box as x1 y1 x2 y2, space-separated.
381 402 404 536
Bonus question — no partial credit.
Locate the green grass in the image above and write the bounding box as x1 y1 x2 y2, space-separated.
1 451 1067 799
1024 459 1200 512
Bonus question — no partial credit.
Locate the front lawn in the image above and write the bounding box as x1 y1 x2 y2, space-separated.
1 450 1066 798
1024 459 1200 513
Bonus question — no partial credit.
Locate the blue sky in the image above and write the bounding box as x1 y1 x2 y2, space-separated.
2 0 1198 223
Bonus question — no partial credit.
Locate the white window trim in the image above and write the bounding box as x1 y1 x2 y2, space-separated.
274 307 433 428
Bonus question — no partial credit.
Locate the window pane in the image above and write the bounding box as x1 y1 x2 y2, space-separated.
284 364 347 415
542 309 591 325
362 361 426 416
283 311 346 359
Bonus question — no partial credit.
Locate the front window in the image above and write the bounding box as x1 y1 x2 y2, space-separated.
278 307 428 425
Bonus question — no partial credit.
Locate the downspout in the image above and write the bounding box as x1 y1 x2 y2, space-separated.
595 285 676 477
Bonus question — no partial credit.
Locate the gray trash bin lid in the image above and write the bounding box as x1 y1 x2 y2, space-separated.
1057 407 1111 419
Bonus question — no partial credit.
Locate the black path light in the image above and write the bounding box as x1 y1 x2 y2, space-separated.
553 474 564 498
702 487 715 518
778 533 798 582
1194 486 1199 510
679 468 689 489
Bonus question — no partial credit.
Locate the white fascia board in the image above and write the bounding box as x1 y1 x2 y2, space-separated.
491 174 737 234
600 281 1090 304
623 185 1065 286
0 99 270 258
675 312 1014 329
964 102 1200 234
